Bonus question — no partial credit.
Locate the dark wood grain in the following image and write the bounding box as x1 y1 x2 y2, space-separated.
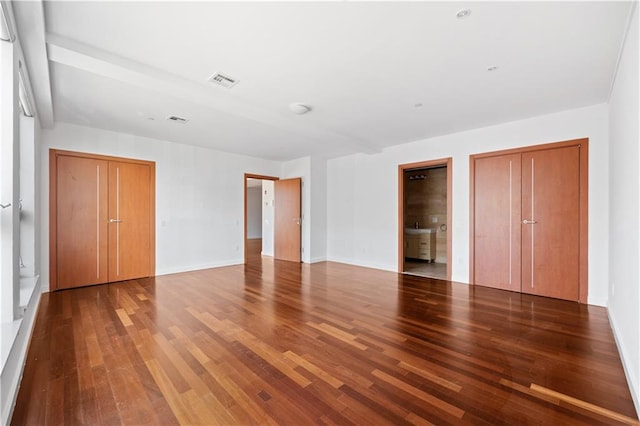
12 256 638 425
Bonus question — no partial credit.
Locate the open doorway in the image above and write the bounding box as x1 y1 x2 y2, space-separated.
398 158 452 280
244 173 303 264
244 174 278 264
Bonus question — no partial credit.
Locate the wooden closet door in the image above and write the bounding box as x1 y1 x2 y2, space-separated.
108 161 152 282
473 154 522 291
56 155 109 289
521 146 580 301
274 178 301 262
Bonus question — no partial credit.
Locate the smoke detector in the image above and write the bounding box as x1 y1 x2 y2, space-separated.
208 72 239 88
289 103 312 115
456 9 471 19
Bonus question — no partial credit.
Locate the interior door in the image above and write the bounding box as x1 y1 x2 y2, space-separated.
51 150 155 290
521 146 580 300
56 155 109 289
473 153 521 292
108 161 153 282
274 178 301 262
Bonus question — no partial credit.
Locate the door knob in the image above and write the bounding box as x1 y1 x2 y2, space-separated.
522 219 537 225
109 219 122 223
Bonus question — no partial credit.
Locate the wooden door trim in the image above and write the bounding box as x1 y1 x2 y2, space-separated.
49 149 155 165
49 150 58 290
578 142 588 303
398 158 453 280
244 173 279 264
470 138 587 159
469 138 588 303
49 149 156 291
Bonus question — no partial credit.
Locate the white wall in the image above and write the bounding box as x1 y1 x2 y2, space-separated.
246 186 262 239
310 157 327 263
608 4 639 411
327 103 610 306
261 180 274 256
40 122 281 289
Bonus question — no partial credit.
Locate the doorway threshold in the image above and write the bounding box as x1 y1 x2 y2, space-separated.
403 260 447 280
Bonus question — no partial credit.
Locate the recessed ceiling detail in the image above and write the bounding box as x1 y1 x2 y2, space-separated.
208 72 238 88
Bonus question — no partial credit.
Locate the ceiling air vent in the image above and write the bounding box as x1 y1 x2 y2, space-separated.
166 115 189 124
208 72 238 88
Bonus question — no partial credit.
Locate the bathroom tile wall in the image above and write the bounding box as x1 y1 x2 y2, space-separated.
404 167 448 263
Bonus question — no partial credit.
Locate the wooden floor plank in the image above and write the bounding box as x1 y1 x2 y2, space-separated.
530 383 640 425
284 350 344 389
11 252 639 425
371 368 465 419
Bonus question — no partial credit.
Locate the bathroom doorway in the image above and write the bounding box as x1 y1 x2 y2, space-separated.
398 158 452 280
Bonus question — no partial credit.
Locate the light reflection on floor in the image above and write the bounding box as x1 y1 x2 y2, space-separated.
404 259 447 279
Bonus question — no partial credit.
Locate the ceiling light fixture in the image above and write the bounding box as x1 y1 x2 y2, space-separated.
289 103 312 115
456 9 471 19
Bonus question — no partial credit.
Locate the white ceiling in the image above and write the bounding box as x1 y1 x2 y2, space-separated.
14 1 633 161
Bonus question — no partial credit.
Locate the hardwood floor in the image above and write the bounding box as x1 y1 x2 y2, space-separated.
404 260 447 280
12 258 639 425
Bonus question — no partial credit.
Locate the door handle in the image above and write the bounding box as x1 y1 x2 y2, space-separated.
293 217 301 225
522 219 537 225
109 219 122 223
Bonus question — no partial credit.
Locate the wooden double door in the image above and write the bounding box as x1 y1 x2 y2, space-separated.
471 139 587 302
50 150 155 290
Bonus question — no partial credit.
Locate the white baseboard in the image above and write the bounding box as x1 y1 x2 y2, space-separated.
608 308 640 415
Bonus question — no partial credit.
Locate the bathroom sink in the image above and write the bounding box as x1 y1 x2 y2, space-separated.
404 228 435 235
